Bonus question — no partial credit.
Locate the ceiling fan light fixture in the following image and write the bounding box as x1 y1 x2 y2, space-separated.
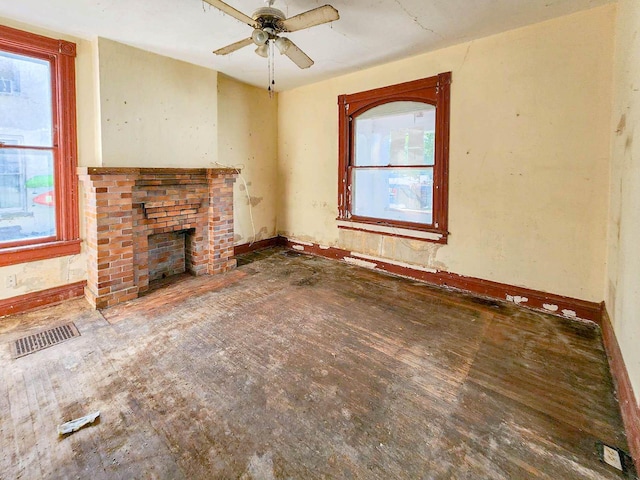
277 38 314 69
255 43 269 58
251 28 269 45
275 36 290 54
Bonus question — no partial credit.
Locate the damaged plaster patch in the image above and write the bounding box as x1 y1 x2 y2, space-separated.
292 245 305 251
616 114 626 135
318 245 331 250
247 196 263 207
344 257 377 269
561 309 577 318
506 295 528 305
543 303 559 312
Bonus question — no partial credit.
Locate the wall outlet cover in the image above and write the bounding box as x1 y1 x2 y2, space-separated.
596 442 637 479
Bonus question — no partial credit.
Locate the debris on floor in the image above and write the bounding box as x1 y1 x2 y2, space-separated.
57 411 100 435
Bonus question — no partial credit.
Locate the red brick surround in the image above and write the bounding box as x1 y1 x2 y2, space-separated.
78 167 237 309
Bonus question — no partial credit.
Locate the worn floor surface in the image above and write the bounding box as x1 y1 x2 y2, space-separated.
0 248 634 479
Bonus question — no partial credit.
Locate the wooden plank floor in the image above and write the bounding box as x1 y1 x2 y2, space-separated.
0 247 634 479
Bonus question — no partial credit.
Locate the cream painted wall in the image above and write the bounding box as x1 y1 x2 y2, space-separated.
278 5 615 302
217 74 278 245
98 38 217 167
0 17 99 301
607 0 640 404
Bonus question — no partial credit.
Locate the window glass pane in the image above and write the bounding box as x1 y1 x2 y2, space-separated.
352 167 433 225
0 51 53 147
354 101 435 167
0 148 56 243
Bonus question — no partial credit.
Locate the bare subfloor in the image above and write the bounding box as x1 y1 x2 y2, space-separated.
0 248 633 479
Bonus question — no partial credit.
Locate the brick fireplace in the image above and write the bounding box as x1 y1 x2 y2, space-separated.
78 167 238 309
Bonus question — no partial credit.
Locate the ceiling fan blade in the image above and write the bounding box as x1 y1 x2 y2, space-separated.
213 37 253 55
202 0 256 27
276 38 314 69
280 5 339 33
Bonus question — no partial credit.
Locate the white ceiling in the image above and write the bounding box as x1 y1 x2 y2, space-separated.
0 0 612 91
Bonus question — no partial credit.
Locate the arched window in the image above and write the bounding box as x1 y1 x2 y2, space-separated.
338 73 451 243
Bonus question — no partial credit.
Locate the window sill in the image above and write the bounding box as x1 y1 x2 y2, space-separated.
337 219 447 244
0 239 81 267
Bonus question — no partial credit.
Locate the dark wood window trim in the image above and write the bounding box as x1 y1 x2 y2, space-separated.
337 73 451 243
0 25 80 267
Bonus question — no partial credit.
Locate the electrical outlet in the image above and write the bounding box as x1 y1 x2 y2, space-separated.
602 445 623 471
597 441 636 477
6 274 17 288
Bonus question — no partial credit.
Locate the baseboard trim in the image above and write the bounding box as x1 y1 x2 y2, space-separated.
602 306 640 469
234 237 285 256
281 237 602 323
0 281 87 317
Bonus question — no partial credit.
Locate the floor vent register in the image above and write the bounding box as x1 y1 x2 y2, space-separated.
12 323 80 358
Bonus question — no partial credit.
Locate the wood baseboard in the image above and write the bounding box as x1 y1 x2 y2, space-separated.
234 237 285 256
602 306 640 469
281 237 603 323
0 281 87 317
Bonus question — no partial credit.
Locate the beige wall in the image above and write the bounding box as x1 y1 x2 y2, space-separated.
98 38 218 167
0 17 98 300
217 74 278 244
607 0 640 404
278 5 615 303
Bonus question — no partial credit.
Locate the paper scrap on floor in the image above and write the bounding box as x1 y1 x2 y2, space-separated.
57 411 100 435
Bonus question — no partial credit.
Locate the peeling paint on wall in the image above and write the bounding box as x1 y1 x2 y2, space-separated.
543 303 559 312
292 245 305 251
561 309 577 318
291 240 314 247
351 252 438 274
344 257 378 269
506 295 529 305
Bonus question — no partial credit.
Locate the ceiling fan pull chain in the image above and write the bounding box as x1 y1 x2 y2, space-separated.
268 39 275 98
267 39 272 97
272 40 276 94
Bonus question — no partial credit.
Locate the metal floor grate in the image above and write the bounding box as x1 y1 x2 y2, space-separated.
11 323 80 358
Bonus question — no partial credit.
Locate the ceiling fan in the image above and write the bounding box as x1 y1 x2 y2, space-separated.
204 0 339 70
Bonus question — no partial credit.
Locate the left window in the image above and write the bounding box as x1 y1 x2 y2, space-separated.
0 25 80 266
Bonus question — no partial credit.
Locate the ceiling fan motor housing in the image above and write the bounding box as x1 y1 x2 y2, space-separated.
252 7 286 32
